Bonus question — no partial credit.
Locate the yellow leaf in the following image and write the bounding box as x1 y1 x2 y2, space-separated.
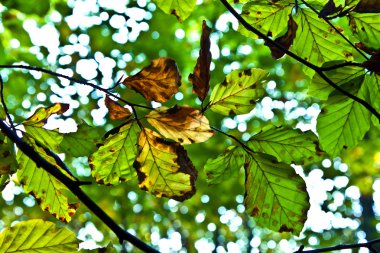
123 58 181 102
134 128 197 201
24 103 69 127
146 105 214 145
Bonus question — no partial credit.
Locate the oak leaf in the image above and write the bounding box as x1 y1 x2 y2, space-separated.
134 128 197 201
146 105 214 145
189 20 212 101
105 95 131 120
123 58 181 102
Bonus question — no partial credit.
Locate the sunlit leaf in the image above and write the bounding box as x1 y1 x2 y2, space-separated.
105 95 131 120
89 120 140 185
61 122 102 157
153 0 196 22
293 8 353 75
244 153 309 235
209 68 267 115
0 219 79 252
248 126 324 165
309 61 365 100
317 75 370 157
189 20 211 101
123 58 181 103
349 13 380 50
0 134 16 175
204 146 245 184
23 103 69 127
17 142 79 222
134 128 197 201
239 0 293 39
146 105 214 145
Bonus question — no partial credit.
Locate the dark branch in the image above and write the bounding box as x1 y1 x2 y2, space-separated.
0 64 152 110
219 0 380 122
0 75 16 131
295 238 380 252
0 119 159 253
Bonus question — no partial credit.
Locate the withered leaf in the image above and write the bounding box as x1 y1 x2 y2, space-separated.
266 15 298 59
362 54 380 75
189 20 212 101
354 0 380 12
146 105 214 144
319 0 343 18
134 128 197 201
122 58 181 103
24 103 69 127
105 96 131 120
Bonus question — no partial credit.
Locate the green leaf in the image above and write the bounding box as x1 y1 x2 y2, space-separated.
317 75 370 157
0 104 5 119
2 0 50 16
204 146 245 184
134 128 197 201
209 68 267 116
292 8 353 75
153 0 196 22
61 123 102 157
17 141 78 222
0 219 79 252
89 121 140 185
0 134 16 175
244 153 309 235
349 13 380 50
248 126 323 165
309 61 365 100
239 0 293 39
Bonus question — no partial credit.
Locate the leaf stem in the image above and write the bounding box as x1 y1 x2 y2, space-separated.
219 0 380 122
0 119 159 253
295 238 380 252
210 125 252 153
300 0 369 60
0 64 152 110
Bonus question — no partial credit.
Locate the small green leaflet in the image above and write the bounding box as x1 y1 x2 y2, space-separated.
248 126 323 165
134 128 197 201
293 8 353 75
239 0 293 39
244 153 309 235
309 61 365 100
317 75 370 157
17 141 78 222
209 68 267 116
89 121 140 185
0 134 16 175
61 123 102 157
153 0 196 22
0 219 79 252
204 146 245 184
0 104 5 119
349 13 380 50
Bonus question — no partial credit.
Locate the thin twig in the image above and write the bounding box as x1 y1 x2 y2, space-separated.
300 0 369 60
211 126 252 153
295 238 380 252
0 75 16 132
0 118 159 253
0 65 152 110
219 0 380 122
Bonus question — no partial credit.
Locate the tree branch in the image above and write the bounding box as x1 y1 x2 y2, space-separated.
0 75 16 131
219 0 380 122
295 238 380 252
0 119 159 253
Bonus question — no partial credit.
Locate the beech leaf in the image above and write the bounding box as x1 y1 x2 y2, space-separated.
146 105 214 145
153 0 196 22
0 134 16 175
122 58 181 103
0 219 79 252
189 20 212 101
23 103 69 127
209 68 267 115
105 95 131 120
134 128 197 201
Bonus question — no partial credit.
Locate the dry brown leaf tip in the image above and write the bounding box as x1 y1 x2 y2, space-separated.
104 95 131 120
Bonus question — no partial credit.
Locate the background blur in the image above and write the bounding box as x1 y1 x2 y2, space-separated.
0 0 379 252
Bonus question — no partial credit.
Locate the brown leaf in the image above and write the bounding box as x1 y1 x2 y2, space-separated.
104 96 131 120
362 54 380 75
266 15 298 59
122 58 181 102
134 128 197 201
146 105 214 144
355 42 380 55
354 0 380 12
319 0 343 18
188 21 212 101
